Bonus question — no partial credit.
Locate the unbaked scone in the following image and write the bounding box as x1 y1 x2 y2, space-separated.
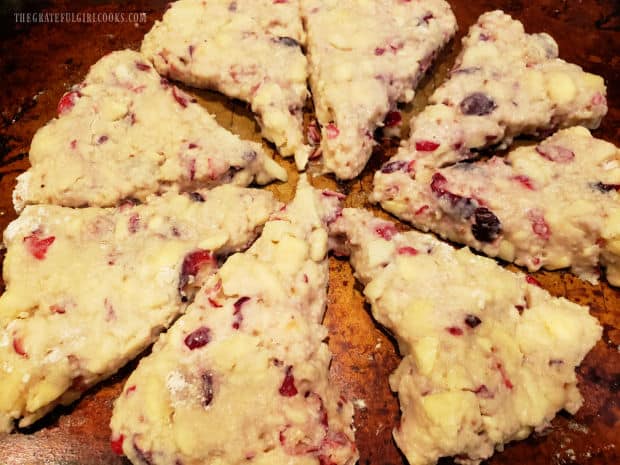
13 49 286 211
110 177 358 465
373 127 620 285
142 0 311 167
330 208 602 465
0 187 278 432
301 0 457 179
381 10 607 170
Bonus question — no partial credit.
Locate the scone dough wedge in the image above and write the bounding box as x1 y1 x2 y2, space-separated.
330 208 602 465
0 187 279 433
301 0 457 179
110 177 358 465
373 9 607 173
374 127 620 285
142 0 311 167
14 49 286 211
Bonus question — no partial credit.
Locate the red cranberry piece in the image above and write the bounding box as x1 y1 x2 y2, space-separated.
70 139 77 149
496 362 514 389
208 298 221 308
97 135 109 144
446 327 463 336
513 175 535 190
326 123 339 139
535 145 575 163
13 337 27 357
473 384 494 398
464 314 482 328
430 172 448 194
397 246 418 256
202 372 214 407
110 434 125 456
525 275 542 287
57 90 80 116
179 249 215 293
591 92 606 106
273 0 288 3
125 385 137 395
460 93 497 116
135 61 151 71
471 207 501 243
307 121 321 145
421 12 434 23
374 47 386 56
232 296 250 330
128 214 140 233
50 304 66 314
415 205 429 216
23 233 56 260
384 111 402 127
381 160 407 173
172 87 195 108
375 223 398 240
321 190 346 200
188 158 196 181
279 366 298 397
415 140 440 152
528 210 551 240
184 326 211 350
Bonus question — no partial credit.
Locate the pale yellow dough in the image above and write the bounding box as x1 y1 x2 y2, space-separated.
110 177 358 465
390 9 608 169
14 49 286 211
331 208 601 465
142 0 311 167
374 127 620 285
302 0 457 179
0 186 278 432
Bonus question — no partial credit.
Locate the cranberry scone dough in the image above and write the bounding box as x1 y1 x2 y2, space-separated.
374 127 620 285
110 177 357 465
376 9 607 171
13 49 286 211
301 0 457 179
142 0 311 167
331 208 602 465
0 187 279 433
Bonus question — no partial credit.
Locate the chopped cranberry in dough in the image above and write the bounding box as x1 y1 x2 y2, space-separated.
302 0 456 179
330 208 601 465
389 10 607 169
142 0 311 167
110 177 357 465
0 186 278 433
13 49 285 212
374 127 620 285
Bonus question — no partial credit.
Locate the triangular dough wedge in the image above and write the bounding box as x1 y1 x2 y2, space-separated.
331 208 601 465
302 0 457 179
13 49 286 211
385 10 607 170
0 187 278 432
110 177 358 465
373 127 620 285
142 0 311 166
